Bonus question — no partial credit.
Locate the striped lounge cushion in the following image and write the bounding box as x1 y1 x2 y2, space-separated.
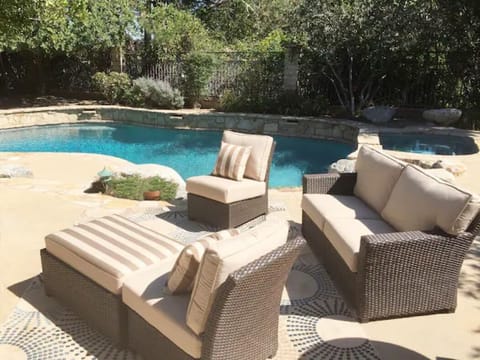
212 142 251 181
167 228 240 294
45 214 184 294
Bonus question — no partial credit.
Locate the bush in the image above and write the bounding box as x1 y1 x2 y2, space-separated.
92 72 132 104
105 175 178 201
182 52 216 107
133 77 184 109
123 85 146 107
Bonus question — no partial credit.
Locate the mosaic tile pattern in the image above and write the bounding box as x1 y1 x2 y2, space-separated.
0 280 139 360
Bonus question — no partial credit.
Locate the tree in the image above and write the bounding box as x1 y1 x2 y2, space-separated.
0 0 37 51
191 0 299 44
293 0 445 115
0 0 136 93
140 3 217 61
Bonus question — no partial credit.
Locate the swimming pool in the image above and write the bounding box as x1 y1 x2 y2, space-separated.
380 133 478 155
0 123 354 187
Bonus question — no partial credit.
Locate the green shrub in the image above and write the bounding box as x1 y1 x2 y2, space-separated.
133 77 184 109
182 52 216 107
123 85 146 107
105 175 178 201
92 72 132 104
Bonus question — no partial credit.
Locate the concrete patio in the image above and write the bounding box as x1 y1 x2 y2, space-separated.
0 151 479 359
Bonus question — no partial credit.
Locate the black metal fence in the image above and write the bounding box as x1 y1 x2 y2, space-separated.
141 52 284 99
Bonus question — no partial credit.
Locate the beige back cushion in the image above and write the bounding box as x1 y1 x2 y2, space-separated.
382 165 480 235
167 229 240 294
186 218 289 335
222 130 274 181
354 146 405 213
212 142 251 181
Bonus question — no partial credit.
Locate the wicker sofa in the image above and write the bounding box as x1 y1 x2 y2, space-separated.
302 145 480 322
41 214 302 359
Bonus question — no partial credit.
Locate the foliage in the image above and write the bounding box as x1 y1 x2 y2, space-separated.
0 0 36 51
92 72 132 104
216 50 284 113
1 0 136 54
105 175 178 201
140 4 218 62
0 0 136 94
293 0 480 114
132 77 184 109
219 89 329 116
192 0 299 45
123 85 146 107
2 0 479 119
182 52 216 107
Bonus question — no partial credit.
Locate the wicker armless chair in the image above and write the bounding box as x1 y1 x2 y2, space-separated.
186 130 275 229
302 172 480 323
126 236 305 360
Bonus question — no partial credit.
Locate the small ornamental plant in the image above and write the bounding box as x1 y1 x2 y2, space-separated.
104 175 178 201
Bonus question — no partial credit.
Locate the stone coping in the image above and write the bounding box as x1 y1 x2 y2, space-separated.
1 105 479 156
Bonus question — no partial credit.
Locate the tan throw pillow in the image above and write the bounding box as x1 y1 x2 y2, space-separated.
381 165 479 235
353 145 405 213
167 229 240 294
212 142 252 181
186 218 289 335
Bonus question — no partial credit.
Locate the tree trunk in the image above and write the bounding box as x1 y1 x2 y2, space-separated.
0 52 8 93
32 53 49 95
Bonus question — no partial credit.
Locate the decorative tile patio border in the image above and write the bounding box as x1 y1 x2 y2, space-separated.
1 106 479 154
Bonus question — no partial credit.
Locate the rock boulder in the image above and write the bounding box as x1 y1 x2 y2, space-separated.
0 164 33 178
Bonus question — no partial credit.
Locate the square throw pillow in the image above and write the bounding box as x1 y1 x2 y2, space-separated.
212 141 251 181
167 228 240 294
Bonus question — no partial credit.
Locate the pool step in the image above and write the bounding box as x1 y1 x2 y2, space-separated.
79 110 101 120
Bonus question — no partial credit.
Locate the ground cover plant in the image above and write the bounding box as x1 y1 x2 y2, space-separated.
104 175 178 201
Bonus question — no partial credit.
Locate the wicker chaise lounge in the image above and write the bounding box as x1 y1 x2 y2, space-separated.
302 145 480 322
186 130 275 229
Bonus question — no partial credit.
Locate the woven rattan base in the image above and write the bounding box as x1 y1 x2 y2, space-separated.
188 193 268 229
40 249 128 347
302 211 467 322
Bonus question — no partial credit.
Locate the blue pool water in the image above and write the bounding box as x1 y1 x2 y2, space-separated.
0 123 354 187
380 133 478 155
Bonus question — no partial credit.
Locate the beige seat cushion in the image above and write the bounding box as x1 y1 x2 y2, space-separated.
212 142 252 181
323 218 395 272
122 259 202 359
167 229 240 294
186 218 289 335
186 175 266 204
382 165 480 235
354 145 405 213
222 130 274 182
45 214 184 294
302 194 380 231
